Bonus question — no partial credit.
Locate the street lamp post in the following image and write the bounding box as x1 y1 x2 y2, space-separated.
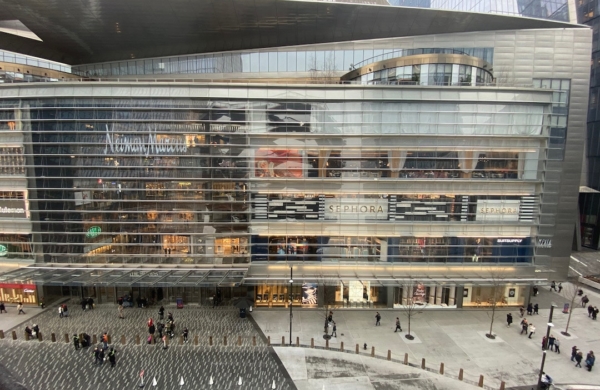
537 303 557 389
289 266 293 346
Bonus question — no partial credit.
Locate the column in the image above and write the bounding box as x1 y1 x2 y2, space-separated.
435 286 442 305
428 286 436 305
455 285 464 308
448 285 456 306
386 287 394 308
402 285 408 305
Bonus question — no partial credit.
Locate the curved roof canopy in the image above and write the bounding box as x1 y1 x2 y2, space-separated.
0 0 583 65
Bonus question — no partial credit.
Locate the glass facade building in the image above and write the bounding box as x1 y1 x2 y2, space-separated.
0 1 591 308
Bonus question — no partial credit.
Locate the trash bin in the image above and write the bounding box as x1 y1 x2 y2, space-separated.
176 297 184 309
239 308 246 318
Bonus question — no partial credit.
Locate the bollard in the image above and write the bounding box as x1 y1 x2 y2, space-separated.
387 350 391 361
107 334 111 344
458 369 464 381
24 332 30 341
326 339 329 350
194 335 198 346
51 333 56 342
252 336 256 346
355 344 359 354
38 332 43 342
282 336 285 346
179 336 183 345
209 336 213 346
121 335 126 345
478 375 484 388
12 331 17 340
296 337 299 347
340 342 344 352
238 336 241 346
0 330 4 339
499 381 505 390
135 335 140 345
92 334 97 345
371 346 375 357
421 358 426 369
64 333 69 343
224 336 227 346
267 336 270 346
404 353 408 365
439 363 444 375
311 338 314 348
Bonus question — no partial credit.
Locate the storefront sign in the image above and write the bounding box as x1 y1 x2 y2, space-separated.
476 199 520 222
537 238 552 248
23 289 35 293
497 238 523 244
0 244 7 257
324 199 388 221
301 283 318 305
86 226 102 238
104 125 188 157
0 200 28 219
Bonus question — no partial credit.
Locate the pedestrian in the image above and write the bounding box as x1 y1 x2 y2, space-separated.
157 322 164 340
528 323 536 339
101 332 109 350
327 310 333 323
58 305 63 318
62 304 69 317
594 307 599 320
576 351 583 368
520 318 528 335
533 303 539 315
589 305 594 317
548 334 555 351
332 322 337 337
168 312 174 322
93 346 101 364
81 298 87 311
32 324 40 340
98 348 105 365
395 317 402 332
542 336 547 350
0 301 6 313
17 302 25 315
550 281 556 291
158 305 165 320
554 337 561 353
25 325 33 340
586 351 595 371
73 334 80 350
375 312 381 326
162 334 168 349
82 333 91 348
533 286 539 296
182 327 189 343
519 306 525 318
571 346 578 362
108 348 116 368
582 295 589 308
118 304 124 319
527 303 533 315
147 318 154 328
507 313 513 327
558 283 563 293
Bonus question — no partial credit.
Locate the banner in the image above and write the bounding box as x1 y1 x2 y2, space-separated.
254 149 305 178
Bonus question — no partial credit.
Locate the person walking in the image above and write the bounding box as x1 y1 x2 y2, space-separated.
93 346 101 365
533 303 539 315
182 327 189 343
108 348 116 368
527 303 533 315
327 311 333 323
572 346 578 362
118 304 124 319
101 332 109 350
542 336 547 350
32 324 40 340
558 283 563 293
582 295 589 308
588 305 594 318
586 351 595 371
0 302 6 313
528 323 536 339
73 334 80 350
331 322 337 337
548 334 555 351
506 313 513 327
17 302 25 315
593 307 599 320
533 286 539 296
158 305 165 320
550 281 556 291
58 305 63 318
375 312 381 326
554 337 561 353
25 326 33 340
520 318 529 335
98 348 105 365
395 317 402 332
519 306 525 318
62 304 69 317
576 351 584 368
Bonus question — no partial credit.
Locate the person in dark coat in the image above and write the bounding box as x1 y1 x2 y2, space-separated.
0 302 6 313
533 303 539 315
32 324 40 339
25 326 33 340
576 351 583 368
108 348 116 368
375 312 381 326
589 305 594 317
98 348 105 365
182 327 189 343
158 305 165 320
93 346 101 365
73 334 80 350
586 351 595 371
507 313 513 327
527 303 533 315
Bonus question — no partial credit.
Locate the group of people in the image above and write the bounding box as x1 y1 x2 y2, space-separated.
541 334 561 353
92 344 117 368
24 324 40 340
571 347 595 371
147 309 187 348
58 303 69 318
72 333 92 349
80 297 95 311
587 304 599 320
0 302 26 314
517 317 536 339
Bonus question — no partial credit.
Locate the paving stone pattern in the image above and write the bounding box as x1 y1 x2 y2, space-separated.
0 302 294 390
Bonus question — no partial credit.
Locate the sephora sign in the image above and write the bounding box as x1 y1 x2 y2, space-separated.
104 125 188 157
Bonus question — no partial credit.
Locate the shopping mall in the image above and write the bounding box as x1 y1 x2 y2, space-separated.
0 0 591 309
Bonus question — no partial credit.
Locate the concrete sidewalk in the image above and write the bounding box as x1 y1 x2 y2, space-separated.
252 283 600 389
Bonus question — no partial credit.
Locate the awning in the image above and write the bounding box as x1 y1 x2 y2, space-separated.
0 264 248 288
